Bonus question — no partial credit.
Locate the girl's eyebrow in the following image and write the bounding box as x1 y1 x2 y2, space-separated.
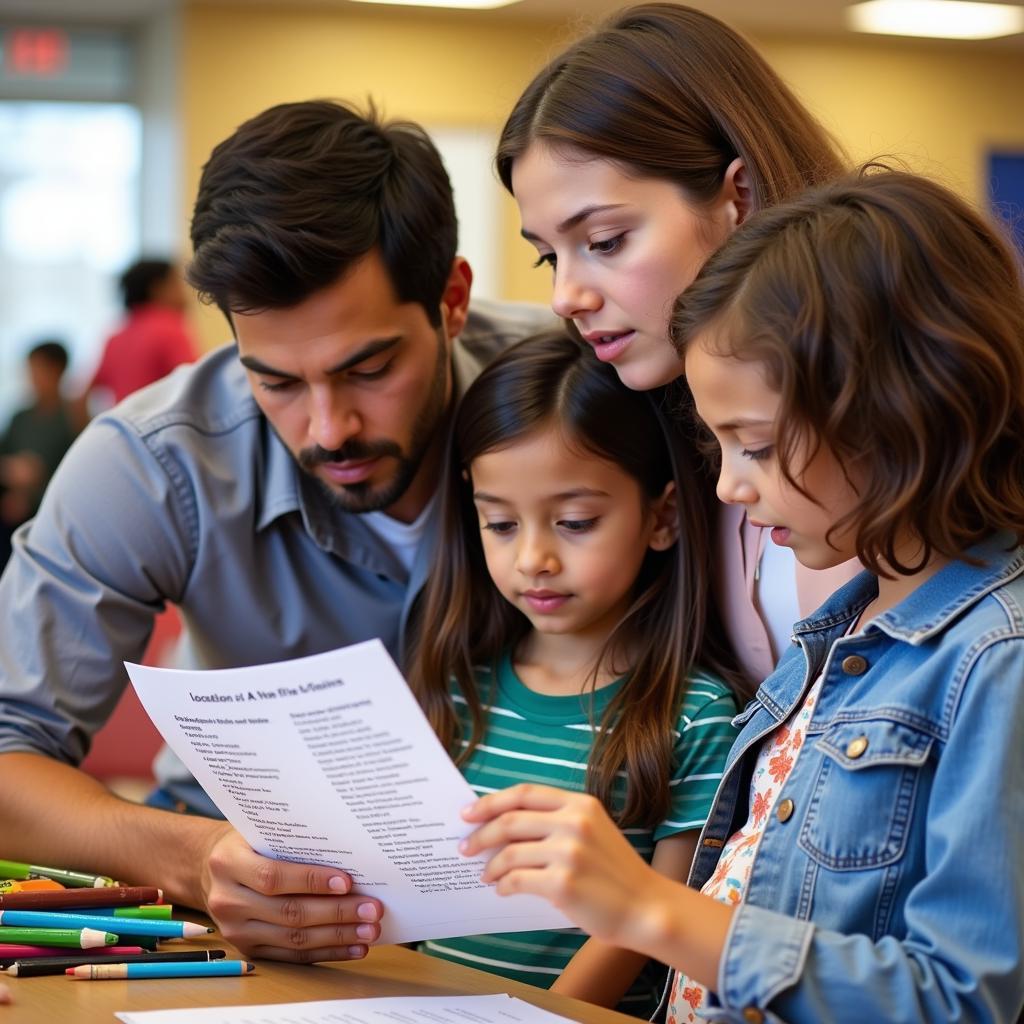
473 488 610 503
521 204 628 241
713 416 774 432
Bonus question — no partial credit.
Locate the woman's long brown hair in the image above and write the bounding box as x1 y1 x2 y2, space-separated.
497 3 846 212
408 330 744 829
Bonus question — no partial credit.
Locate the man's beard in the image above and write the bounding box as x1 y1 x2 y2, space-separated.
297 330 449 515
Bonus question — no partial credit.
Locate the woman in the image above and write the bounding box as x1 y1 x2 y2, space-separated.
496 2 860 685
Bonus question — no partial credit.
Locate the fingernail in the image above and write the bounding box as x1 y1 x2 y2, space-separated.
356 924 376 940
461 803 475 818
328 876 349 893
459 839 470 854
348 945 367 958
357 902 378 922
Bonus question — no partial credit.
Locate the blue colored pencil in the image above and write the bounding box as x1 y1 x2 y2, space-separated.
68 960 254 979
0 910 211 939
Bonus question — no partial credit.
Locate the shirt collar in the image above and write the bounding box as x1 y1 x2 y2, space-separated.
791 531 1024 646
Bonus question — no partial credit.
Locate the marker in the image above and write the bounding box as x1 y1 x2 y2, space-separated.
0 880 65 894
66 906 173 920
68 960 254 980
1 945 143 965
0 859 116 889
0 911 211 939
0 927 115 949
8 950 226 977
0 886 162 911
113 933 159 951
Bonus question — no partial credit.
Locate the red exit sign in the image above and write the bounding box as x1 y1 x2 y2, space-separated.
4 27 70 78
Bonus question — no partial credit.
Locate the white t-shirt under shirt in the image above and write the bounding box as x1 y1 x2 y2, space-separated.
360 495 437 576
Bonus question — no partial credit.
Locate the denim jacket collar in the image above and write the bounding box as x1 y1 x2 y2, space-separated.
755 532 1024 722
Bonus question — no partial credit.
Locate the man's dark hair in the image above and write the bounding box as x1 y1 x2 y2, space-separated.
188 100 458 328
120 259 174 311
28 340 69 374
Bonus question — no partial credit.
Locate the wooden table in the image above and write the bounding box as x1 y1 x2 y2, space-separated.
1 936 641 1023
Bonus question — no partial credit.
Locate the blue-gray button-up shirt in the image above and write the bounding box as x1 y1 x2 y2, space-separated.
0 299 553 812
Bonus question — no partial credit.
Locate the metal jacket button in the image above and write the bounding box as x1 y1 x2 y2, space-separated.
776 798 795 823
742 1008 765 1024
846 735 869 759
841 654 868 675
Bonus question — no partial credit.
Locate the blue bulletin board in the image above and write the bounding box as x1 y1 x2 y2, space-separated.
989 152 1024 256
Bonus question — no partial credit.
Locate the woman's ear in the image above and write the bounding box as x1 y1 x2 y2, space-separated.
648 481 679 552
722 157 753 229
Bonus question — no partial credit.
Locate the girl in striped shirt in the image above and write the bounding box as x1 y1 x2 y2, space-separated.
409 329 745 1015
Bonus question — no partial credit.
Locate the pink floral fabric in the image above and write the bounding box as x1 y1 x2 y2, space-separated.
666 672 825 1023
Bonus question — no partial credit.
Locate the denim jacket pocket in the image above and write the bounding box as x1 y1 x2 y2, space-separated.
798 717 934 870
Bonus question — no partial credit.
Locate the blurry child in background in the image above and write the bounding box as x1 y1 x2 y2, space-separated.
0 340 79 567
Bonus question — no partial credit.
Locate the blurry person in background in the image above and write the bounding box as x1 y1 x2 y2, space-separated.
87 258 199 410
0 340 80 566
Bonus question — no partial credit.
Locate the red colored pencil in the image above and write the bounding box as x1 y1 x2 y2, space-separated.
0 887 162 912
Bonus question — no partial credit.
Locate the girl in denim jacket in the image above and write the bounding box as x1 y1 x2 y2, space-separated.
458 169 1024 1023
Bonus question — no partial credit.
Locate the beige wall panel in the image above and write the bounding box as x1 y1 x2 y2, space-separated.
181 7 1024 348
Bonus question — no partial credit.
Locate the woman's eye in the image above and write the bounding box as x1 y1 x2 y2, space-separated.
741 445 775 462
589 235 624 256
532 252 556 270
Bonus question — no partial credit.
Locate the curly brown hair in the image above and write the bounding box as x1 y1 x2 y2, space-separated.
671 166 1024 576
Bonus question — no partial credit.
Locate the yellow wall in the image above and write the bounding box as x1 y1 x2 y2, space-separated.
181 5 1024 349
181 4 572 347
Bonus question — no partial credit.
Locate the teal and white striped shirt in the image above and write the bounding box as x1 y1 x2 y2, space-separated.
420 654 738 1017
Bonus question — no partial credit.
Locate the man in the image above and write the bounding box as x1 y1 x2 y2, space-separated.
0 101 550 962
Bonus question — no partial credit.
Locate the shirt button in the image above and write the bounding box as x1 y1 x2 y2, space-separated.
776 798 795 822
841 654 868 675
846 735 869 759
742 1009 765 1024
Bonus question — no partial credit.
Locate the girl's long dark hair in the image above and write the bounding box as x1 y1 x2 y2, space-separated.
408 330 743 828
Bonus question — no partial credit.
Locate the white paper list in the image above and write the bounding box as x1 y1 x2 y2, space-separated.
115 994 580 1024
125 640 570 944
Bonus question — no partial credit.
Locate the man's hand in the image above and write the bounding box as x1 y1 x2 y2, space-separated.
201 828 383 962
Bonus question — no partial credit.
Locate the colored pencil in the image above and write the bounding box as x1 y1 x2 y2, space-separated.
68 960 254 980
7 950 226 977
68 905 172 920
0 886 161 911
0 859 116 889
1 945 143 966
0 910 210 939
0 927 115 949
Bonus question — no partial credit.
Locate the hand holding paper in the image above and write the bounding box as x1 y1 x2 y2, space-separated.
126 640 570 948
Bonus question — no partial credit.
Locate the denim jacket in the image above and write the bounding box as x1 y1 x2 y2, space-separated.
688 533 1024 1023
